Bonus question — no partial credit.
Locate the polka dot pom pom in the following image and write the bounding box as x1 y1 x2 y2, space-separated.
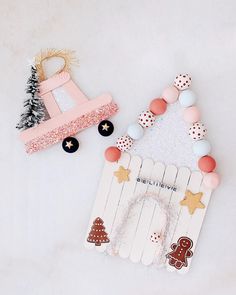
162 86 179 104
149 98 167 115
189 122 207 140
116 135 134 152
105 146 121 162
174 74 192 90
198 155 216 173
138 110 155 128
203 172 220 189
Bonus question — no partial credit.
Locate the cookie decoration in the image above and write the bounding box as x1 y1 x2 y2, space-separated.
114 166 130 183
116 135 134 152
138 110 155 128
62 137 79 153
87 217 110 246
180 190 205 215
166 237 193 269
174 74 192 90
17 49 118 153
189 122 207 140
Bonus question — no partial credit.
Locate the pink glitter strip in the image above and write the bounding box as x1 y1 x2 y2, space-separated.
25 102 118 153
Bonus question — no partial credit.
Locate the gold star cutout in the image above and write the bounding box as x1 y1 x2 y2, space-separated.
114 166 130 183
180 190 205 215
65 141 73 149
102 123 110 131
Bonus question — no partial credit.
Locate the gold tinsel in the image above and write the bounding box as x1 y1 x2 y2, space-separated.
35 49 78 82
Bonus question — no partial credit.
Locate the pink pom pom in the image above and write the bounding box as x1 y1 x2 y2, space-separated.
162 86 179 104
105 146 121 162
183 106 200 123
116 135 134 151
203 172 220 189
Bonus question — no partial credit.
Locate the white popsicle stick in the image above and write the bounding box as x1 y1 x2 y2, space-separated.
97 152 131 252
118 158 154 259
130 162 165 263
166 171 203 272
161 167 191 264
84 159 117 249
107 155 142 255
179 184 212 274
152 165 178 264
141 165 177 266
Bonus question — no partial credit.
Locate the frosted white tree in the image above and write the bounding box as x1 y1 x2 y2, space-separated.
16 65 45 130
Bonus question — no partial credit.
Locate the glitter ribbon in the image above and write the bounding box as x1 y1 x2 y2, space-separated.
25 102 118 153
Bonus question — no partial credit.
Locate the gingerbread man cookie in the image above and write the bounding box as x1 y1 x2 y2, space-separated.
166 236 193 270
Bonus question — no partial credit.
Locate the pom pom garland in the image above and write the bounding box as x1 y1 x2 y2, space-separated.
104 74 219 189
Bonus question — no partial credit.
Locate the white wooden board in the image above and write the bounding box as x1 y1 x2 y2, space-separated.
85 153 213 273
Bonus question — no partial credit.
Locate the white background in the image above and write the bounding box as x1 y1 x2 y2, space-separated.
1 0 236 294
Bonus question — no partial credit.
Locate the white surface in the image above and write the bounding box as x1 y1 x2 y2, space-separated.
1 0 236 294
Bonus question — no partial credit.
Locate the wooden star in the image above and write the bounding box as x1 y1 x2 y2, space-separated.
114 166 130 183
102 123 110 131
65 141 73 149
180 190 205 215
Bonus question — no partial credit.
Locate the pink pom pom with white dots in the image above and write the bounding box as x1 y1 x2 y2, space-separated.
150 232 163 243
116 135 134 152
174 74 192 90
138 110 155 128
189 122 207 140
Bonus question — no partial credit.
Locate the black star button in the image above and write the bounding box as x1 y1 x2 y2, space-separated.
98 120 114 137
62 137 79 153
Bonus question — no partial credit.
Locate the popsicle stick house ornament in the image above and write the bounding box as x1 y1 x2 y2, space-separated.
16 49 118 153
85 74 220 273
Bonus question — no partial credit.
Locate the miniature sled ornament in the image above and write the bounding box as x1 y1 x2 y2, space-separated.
85 74 220 274
18 49 118 153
